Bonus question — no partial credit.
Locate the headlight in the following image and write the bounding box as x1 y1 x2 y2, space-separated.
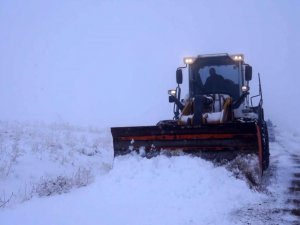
183 57 196 64
168 89 176 96
241 85 249 92
231 55 244 61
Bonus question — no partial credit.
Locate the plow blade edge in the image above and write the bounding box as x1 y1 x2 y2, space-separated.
111 122 263 169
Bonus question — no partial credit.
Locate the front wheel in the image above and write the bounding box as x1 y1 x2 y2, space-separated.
261 121 270 171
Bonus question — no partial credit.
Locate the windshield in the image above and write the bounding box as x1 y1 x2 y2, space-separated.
192 64 241 99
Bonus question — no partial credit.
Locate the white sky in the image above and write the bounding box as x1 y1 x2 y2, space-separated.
0 0 300 131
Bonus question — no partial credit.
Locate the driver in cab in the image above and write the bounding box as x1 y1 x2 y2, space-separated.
204 67 225 92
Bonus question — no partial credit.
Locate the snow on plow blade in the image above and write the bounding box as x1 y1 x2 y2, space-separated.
111 122 263 168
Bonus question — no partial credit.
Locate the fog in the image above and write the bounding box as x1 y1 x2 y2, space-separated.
0 0 299 132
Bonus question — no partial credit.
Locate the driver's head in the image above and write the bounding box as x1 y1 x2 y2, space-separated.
209 68 216 76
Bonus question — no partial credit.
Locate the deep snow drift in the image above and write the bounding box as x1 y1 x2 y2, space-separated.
0 121 299 225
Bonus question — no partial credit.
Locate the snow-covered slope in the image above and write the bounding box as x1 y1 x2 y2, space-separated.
0 121 299 224
0 121 113 206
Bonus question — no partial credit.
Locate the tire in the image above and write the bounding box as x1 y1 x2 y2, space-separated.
261 121 270 170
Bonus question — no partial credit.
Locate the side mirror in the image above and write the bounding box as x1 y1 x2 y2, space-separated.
245 65 252 81
176 69 183 84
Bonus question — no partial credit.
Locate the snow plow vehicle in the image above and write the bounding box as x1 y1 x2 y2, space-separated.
111 53 269 174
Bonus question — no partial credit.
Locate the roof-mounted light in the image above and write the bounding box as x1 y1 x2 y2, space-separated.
231 54 244 61
183 57 196 64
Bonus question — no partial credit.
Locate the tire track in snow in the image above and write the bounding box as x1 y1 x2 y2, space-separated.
231 131 300 225
283 153 300 221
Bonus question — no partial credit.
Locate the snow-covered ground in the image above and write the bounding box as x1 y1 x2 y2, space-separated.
0 121 299 225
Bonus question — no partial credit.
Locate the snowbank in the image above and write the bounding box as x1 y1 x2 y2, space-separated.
0 121 113 206
0 121 299 225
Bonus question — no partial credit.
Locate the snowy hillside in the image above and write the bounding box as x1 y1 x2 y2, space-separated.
0 121 113 207
0 121 299 225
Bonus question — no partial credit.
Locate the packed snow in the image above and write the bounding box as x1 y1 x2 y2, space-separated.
0 121 299 225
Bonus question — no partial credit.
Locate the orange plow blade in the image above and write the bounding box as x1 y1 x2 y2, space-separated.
111 122 263 172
